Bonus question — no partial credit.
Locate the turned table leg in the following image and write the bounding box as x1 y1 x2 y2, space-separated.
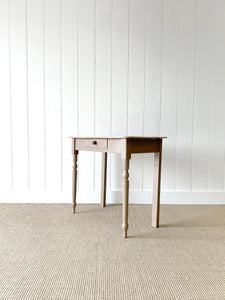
152 140 162 228
72 150 78 214
101 152 107 207
122 156 130 238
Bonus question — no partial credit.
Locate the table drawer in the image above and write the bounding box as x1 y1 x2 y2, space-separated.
76 138 108 151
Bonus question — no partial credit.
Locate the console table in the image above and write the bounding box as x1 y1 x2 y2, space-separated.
70 136 166 238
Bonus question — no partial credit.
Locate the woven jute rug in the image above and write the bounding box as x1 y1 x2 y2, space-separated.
0 204 225 299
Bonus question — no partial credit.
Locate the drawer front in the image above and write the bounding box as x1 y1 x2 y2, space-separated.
76 138 108 151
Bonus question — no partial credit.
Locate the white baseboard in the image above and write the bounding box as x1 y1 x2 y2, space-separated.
0 190 225 204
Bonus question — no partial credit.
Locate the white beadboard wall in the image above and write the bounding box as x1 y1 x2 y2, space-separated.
0 0 225 204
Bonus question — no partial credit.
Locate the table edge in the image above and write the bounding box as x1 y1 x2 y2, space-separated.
69 136 167 139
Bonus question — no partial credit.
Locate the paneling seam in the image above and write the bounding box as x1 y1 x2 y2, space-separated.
43 0 46 190
76 0 80 189
93 0 96 189
142 0 148 190
93 0 96 139
207 0 215 192
25 0 30 189
191 0 199 191
60 0 63 191
126 0 131 136
142 0 147 137
8 0 13 190
77 0 79 136
159 0 164 136
175 0 181 191
109 0 113 190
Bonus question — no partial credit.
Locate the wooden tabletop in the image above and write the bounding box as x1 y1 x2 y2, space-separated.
70 136 167 139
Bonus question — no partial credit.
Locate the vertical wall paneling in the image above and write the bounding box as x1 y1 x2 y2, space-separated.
61 0 77 195
10 0 29 191
160 0 180 190
175 0 196 190
78 0 95 190
111 0 129 191
208 0 225 191
1 0 225 203
0 0 12 190
94 0 112 190
44 0 62 192
128 0 146 189
27 0 45 191
143 0 163 190
192 0 214 190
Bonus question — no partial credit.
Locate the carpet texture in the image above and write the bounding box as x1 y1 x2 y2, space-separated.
0 204 225 300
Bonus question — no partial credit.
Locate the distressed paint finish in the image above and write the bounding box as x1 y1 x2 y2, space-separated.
71 136 165 237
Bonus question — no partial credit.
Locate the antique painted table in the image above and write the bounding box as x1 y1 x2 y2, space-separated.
70 136 166 238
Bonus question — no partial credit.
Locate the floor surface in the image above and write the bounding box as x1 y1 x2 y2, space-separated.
0 204 225 299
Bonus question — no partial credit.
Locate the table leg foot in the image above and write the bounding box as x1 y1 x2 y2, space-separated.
122 223 128 238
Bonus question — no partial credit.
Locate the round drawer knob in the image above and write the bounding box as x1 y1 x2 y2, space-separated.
92 140 97 145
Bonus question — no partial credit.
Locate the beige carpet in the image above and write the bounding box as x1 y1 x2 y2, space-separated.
0 204 225 300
